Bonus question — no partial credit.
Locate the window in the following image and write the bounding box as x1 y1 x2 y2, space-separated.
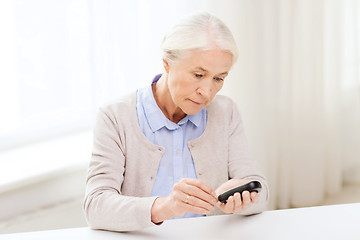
0 0 93 150
0 0 164 151
0 0 195 152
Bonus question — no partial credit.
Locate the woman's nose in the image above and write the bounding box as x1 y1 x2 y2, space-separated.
196 81 212 99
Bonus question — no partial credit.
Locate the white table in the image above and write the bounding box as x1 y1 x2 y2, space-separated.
1 203 359 240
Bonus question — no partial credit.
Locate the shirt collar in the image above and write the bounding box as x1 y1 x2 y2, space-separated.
184 110 202 127
142 74 204 132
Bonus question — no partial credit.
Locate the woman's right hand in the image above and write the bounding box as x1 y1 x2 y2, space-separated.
151 178 217 224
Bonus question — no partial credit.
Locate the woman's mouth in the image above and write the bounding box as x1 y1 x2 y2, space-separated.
189 99 202 105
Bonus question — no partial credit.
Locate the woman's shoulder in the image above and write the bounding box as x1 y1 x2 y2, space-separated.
99 91 137 114
96 91 137 126
208 94 237 112
207 94 243 125
211 94 235 103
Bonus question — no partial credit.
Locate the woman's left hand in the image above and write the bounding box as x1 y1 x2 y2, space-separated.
215 179 259 214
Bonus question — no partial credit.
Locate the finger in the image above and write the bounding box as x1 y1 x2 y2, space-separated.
182 179 217 197
184 185 217 206
241 191 251 210
178 180 217 206
183 194 215 212
171 180 215 216
233 192 242 212
250 192 259 204
184 203 214 215
224 196 235 213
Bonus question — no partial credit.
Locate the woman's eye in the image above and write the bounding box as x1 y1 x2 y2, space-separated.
194 73 203 78
215 77 224 82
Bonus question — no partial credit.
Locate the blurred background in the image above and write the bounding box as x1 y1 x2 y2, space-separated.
0 0 359 234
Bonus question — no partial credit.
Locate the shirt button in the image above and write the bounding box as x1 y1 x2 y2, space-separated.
176 150 180 154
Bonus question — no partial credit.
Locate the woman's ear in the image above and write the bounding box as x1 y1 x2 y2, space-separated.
163 59 170 73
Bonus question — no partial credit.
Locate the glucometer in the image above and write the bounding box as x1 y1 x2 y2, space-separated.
218 181 262 203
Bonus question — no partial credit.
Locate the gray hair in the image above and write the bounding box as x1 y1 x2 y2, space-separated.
161 12 238 65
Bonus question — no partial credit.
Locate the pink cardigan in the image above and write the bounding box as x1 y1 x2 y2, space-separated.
83 92 269 232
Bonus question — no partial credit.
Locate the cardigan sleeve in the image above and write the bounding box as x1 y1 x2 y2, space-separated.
227 101 270 215
83 107 158 232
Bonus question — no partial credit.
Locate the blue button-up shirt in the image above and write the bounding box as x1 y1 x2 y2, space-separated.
136 74 207 218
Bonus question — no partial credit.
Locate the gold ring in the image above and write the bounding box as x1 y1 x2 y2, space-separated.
184 195 190 204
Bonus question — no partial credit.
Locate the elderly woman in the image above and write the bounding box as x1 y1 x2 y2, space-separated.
84 12 269 232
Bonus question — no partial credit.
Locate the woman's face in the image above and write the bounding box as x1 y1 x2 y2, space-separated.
165 49 233 115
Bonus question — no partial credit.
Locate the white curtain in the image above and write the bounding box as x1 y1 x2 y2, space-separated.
210 0 360 209
277 0 360 209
